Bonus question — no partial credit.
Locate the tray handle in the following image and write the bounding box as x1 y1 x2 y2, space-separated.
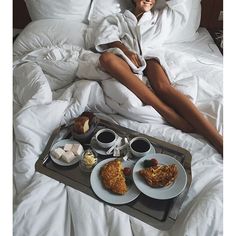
39 125 65 162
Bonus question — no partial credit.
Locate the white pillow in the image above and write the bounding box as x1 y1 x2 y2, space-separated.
13 19 87 57
25 0 92 23
165 0 201 43
88 0 166 26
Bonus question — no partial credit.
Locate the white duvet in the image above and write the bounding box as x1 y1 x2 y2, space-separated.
13 23 223 236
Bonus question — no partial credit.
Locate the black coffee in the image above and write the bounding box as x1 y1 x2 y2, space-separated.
131 139 150 152
97 131 115 143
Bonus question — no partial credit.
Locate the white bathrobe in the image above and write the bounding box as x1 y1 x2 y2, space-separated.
95 0 193 81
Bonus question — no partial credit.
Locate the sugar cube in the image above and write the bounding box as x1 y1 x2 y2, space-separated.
71 143 83 156
61 151 75 163
64 143 73 151
51 148 64 159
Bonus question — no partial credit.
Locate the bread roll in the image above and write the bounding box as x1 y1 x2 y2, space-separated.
80 112 95 125
74 116 90 134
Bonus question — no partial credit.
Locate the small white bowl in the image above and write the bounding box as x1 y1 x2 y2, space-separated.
95 128 117 149
129 137 151 158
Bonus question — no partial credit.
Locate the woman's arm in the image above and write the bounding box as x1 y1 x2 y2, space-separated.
95 15 141 67
165 0 189 19
107 41 129 53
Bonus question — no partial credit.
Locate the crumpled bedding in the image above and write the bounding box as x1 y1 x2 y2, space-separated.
13 27 223 236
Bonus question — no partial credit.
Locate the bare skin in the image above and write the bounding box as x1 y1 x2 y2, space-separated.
100 51 193 133
145 59 223 154
98 0 223 155
99 51 223 154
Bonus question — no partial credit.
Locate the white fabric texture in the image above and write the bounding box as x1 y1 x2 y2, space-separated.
13 19 87 58
165 0 201 43
13 19 223 236
25 0 92 23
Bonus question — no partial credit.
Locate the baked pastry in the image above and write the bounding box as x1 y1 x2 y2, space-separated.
74 116 90 134
139 164 178 188
80 111 95 125
100 160 128 195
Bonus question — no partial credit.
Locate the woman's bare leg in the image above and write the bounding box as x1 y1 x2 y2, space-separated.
145 59 223 154
99 52 193 132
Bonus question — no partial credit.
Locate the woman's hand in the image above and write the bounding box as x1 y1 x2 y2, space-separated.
123 50 142 68
107 41 142 67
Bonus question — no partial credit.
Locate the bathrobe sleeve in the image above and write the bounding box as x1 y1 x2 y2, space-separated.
95 14 122 52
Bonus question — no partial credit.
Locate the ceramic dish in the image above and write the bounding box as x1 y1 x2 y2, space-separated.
129 144 156 159
133 154 187 199
90 158 140 205
95 128 118 148
90 137 112 156
50 139 83 166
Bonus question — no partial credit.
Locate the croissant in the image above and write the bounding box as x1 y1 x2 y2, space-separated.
100 160 128 195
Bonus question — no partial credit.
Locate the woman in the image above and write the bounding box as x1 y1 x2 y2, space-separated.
95 0 223 155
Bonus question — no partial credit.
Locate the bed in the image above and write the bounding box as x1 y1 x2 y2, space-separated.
13 0 223 235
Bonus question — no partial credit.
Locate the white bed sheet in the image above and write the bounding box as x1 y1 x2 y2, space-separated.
13 19 223 236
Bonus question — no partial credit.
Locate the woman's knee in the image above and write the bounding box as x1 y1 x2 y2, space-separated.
154 81 172 97
146 59 173 96
99 52 115 68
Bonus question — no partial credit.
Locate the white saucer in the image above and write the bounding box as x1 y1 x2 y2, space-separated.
90 137 111 156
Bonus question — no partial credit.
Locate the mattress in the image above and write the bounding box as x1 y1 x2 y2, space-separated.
13 19 223 236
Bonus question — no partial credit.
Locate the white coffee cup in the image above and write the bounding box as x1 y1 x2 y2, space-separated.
129 137 151 158
95 128 117 149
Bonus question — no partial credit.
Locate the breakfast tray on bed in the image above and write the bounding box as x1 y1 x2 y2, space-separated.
35 118 192 230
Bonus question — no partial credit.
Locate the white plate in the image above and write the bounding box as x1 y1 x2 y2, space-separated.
133 154 187 200
90 158 141 205
50 139 83 166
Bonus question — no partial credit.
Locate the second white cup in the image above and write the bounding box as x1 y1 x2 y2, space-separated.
129 136 151 158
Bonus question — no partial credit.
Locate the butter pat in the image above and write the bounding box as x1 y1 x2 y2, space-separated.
83 149 97 167
51 148 64 159
64 143 73 151
61 151 75 163
71 143 83 156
